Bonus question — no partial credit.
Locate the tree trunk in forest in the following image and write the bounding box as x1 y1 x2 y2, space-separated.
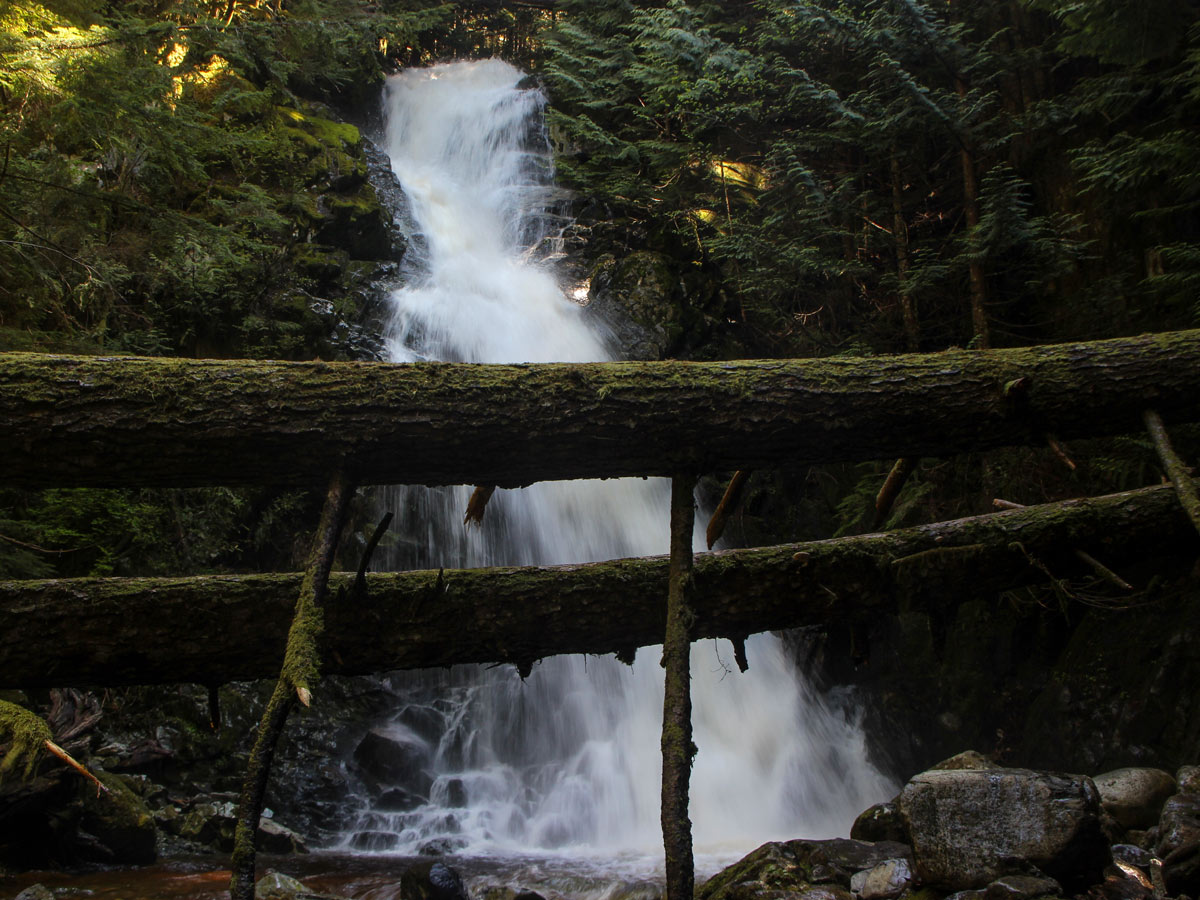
662 475 696 900
3 331 1200 489
1 481 1194 690
948 0 992 349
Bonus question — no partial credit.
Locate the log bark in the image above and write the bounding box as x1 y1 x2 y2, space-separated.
0 481 1195 690
3 331 1200 489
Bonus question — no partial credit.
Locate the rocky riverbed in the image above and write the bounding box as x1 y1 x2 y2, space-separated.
4 750 1198 900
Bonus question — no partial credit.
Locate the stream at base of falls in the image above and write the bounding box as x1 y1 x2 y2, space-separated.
0 850 746 900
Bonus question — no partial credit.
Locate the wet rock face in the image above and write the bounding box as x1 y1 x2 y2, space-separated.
898 767 1111 891
585 251 683 360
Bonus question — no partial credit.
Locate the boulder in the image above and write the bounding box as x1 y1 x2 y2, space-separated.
179 798 238 850
77 771 157 864
898 767 1110 891
399 861 471 900
378 787 424 812
1155 793 1200 895
14 886 55 900
698 838 910 900
849 858 914 899
1177 766 1200 794
258 817 308 854
353 727 431 788
851 801 907 844
256 871 308 900
1093 768 1176 830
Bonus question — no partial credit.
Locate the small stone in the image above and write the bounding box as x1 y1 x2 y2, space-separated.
1111 845 1155 868
850 859 915 899
255 870 307 900
983 874 1062 900
399 861 470 900
14 885 55 900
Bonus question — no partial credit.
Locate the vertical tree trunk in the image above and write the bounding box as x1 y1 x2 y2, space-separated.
890 155 919 352
948 0 991 349
229 470 354 900
662 474 697 900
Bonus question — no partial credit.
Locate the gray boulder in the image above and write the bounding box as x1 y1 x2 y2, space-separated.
1093 768 1176 830
898 767 1110 891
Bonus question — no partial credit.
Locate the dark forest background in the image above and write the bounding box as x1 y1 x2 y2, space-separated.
1 0 1198 613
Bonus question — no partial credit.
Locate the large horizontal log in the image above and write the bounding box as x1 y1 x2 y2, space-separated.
1 481 1194 689
2 330 1200 488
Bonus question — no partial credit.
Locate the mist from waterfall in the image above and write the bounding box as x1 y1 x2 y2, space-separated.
340 58 893 866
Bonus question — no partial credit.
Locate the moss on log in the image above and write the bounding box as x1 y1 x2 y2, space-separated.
3 330 1200 488
0 481 1194 689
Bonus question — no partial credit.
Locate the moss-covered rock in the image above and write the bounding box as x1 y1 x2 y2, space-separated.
77 770 157 864
313 186 393 261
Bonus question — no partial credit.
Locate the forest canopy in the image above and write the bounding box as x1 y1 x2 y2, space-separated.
2 0 1199 579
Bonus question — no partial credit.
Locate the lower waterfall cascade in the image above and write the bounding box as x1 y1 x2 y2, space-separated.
336 58 895 867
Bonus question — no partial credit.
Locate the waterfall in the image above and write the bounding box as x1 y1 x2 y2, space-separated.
339 58 893 868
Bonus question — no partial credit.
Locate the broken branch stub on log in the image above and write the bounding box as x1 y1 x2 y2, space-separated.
3 330 1200 489
0 481 1194 690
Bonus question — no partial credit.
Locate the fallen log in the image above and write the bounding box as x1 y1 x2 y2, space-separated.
0 481 1195 689
3 330 1200 488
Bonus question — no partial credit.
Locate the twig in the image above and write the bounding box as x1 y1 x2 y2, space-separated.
993 498 1133 590
463 485 496 526
730 635 749 673
354 511 393 599
706 470 750 549
873 457 916 530
1046 435 1077 471
44 740 107 796
1144 409 1200 538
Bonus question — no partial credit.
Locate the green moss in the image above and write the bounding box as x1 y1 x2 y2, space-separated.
0 699 51 782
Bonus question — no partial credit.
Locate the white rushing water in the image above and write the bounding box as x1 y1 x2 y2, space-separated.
340 58 893 870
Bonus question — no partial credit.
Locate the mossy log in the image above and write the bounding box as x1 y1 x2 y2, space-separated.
1 481 1195 689
3 330 1200 488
